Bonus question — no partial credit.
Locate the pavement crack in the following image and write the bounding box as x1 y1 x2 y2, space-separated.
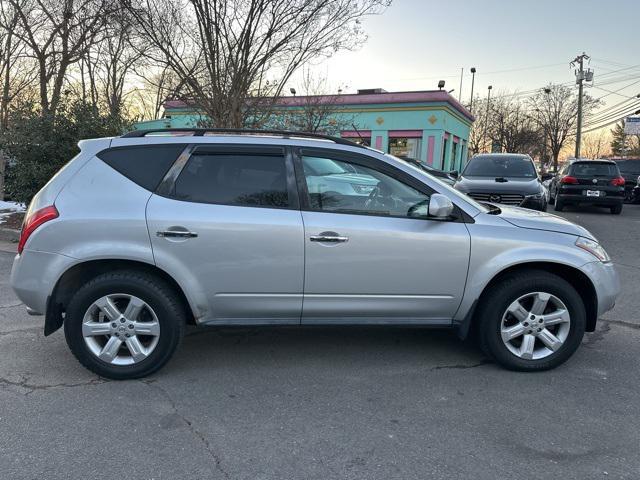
141 379 230 479
431 359 490 371
0 375 107 395
613 261 640 271
600 319 640 330
0 301 24 309
0 326 42 337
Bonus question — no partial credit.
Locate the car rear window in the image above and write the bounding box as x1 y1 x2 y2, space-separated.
97 144 187 191
463 155 536 178
172 152 289 208
569 162 619 177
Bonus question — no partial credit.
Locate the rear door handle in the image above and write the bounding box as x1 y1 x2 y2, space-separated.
309 234 349 243
157 230 198 238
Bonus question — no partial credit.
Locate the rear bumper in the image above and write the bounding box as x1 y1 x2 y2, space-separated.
579 261 620 318
557 193 623 205
10 249 75 315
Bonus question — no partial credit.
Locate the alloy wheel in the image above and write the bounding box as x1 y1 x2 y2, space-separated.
500 291 571 360
82 294 161 366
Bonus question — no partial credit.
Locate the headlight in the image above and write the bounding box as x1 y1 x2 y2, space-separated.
575 237 610 262
351 184 375 194
525 193 544 200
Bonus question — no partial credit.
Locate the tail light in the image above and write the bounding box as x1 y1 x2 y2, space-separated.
18 205 59 254
560 175 578 185
610 176 625 187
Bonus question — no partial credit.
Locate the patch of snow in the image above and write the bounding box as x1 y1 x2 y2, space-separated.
0 201 25 212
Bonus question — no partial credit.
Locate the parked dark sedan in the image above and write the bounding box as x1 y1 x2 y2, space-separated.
614 158 640 202
453 153 547 211
548 159 624 214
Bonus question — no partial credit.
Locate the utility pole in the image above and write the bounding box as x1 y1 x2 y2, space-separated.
571 52 591 159
458 67 463 102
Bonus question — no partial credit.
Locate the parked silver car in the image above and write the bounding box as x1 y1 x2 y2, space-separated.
11 129 620 379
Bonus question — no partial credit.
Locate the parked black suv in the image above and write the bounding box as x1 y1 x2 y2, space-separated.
453 153 547 211
549 159 624 214
614 158 640 202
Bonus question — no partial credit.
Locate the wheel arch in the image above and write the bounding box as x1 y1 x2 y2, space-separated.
459 261 598 339
46 259 197 336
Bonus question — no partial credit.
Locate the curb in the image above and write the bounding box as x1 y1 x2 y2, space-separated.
0 227 19 243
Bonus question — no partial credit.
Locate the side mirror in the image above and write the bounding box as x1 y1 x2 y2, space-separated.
540 172 553 182
449 170 459 179
428 193 454 219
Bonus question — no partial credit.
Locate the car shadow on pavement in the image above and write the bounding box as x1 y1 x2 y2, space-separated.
164 325 489 376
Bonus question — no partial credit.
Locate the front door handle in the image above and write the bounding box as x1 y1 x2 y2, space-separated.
310 234 349 243
157 230 198 238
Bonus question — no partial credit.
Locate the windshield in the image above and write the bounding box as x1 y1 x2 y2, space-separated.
616 160 640 175
384 153 489 213
463 155 536 178
570 162 619 177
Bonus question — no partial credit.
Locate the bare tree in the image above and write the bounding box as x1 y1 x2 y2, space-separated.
131 65 189 121
123 0 390 128
582 130 610 159
263 72 354 135
0 0 37 127
529 84 599 171
488 93 541 154
4 0 115 115
467 96 488 156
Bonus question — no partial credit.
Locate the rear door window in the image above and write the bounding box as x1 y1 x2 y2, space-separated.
172 150 290 208
97 144 186 191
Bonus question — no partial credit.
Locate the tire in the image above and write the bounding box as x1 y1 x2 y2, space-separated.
554 197 564 211
476 270 586 371
64 270 186 380
610 204 623 214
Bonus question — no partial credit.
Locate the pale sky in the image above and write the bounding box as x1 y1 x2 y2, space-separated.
296 0 640 131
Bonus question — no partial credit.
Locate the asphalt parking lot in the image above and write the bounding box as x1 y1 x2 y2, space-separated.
0 204 639 480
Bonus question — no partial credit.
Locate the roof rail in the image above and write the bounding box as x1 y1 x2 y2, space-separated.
121 128 365 148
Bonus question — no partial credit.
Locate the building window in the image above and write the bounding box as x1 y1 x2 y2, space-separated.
441 137 448 167
451 141 458 170
389 138 421 159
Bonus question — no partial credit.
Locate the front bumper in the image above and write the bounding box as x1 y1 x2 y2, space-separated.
579 261 620 318
10 249 75 315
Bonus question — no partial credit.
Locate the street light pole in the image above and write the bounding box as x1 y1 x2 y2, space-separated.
483 85 492 153
469 67 476 112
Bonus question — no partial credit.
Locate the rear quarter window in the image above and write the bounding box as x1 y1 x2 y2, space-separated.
97 144 187 191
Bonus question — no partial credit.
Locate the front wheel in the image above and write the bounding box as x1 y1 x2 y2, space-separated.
477 270 586 371
64 271 186 379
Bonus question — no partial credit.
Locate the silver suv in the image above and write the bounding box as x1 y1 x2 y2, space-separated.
10 129 620 379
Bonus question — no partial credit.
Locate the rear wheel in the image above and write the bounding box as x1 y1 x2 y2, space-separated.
610 204 623 214
477 270 586 371
64 271 186 379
